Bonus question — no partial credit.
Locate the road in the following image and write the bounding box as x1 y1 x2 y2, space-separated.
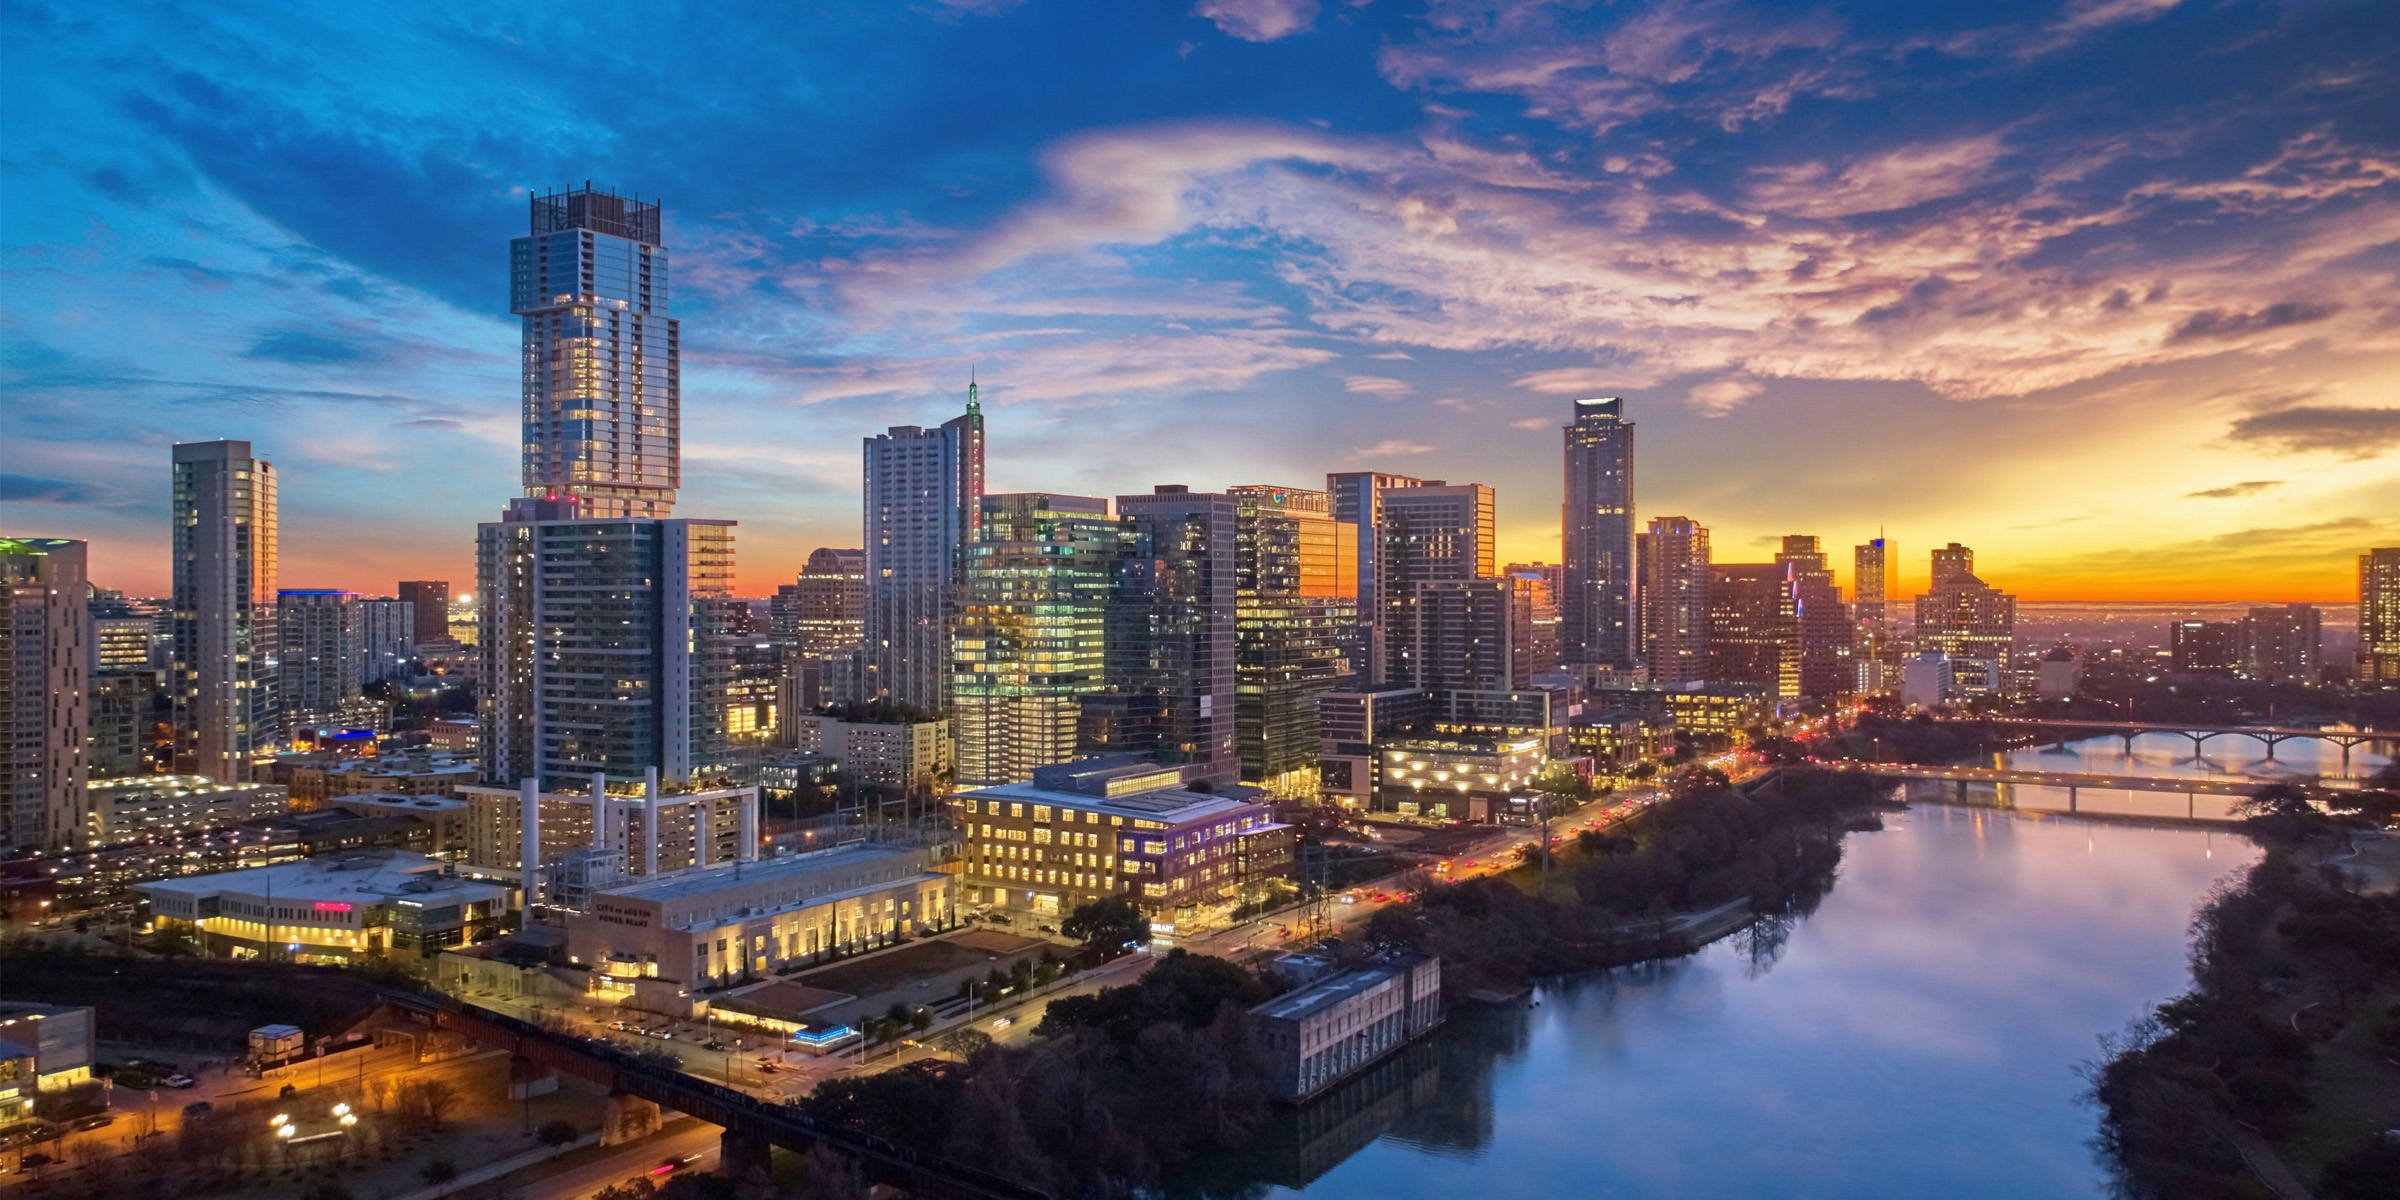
510 1120 721 1200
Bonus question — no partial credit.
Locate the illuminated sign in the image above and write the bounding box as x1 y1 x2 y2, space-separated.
313 902 352 913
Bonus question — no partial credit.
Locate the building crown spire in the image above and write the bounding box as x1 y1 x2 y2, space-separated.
968 368 980 414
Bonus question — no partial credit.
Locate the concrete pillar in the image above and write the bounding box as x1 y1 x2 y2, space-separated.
644 767 660 877
520 778 542 912
695 799 713 868
2067 786 2077 813
720 1129 773 1177
601 1092 661 1146
592 771 610 851
740 789 759 862
507 1055 558 1099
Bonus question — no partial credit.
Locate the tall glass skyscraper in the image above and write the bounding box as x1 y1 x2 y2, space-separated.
1563 396 1636 667
511 187 679 518
863 387 985 710
951 494 1122 786
172 440 277 783
1107 487 1241 785
1229 486 1357 795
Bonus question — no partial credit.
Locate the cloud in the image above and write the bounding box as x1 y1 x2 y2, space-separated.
1340 374 1412 398
2223 406 2400 459
2182 480 2283 499
1510 417 1554 431
1194 0 1319 43
1687 379 1762 417
2168 303 2342 344
1513 368 1636 395
1748 136 2009 219
0 475 118 505
1351 439 1432 459
247 330 371 364
395 418 465 431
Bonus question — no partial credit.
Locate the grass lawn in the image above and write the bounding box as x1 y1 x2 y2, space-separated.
797 939 1037 995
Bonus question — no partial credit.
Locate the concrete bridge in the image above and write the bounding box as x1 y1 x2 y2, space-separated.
384 991 1049 1200
1827 761 2305 822
1931 717 2395 771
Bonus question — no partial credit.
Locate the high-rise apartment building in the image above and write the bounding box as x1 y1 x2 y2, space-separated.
1852 537 1895 691
863 390 985 710
396 581 451 646
2242 604 2322 686
1405 575 1558 694
1637 517 1711 686
2363 548 2400 685
2170 620 2245 675
1230 486 1357 794
1562 397 1637 668
1325 471 1418 681
477 497 737 788
171 440 277 783
951 494 1123 787
1377 481 1496 689
1708 563 1800 699
511 186 679 518
359 598 415 683
1105 487 1240 785
1775 536 1854 697
277 590 363 733
772 548 866 656
1913 543 2015 694
1 538 89 849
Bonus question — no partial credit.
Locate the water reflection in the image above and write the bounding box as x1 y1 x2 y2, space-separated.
1990 733 2393 822
1179 804 2257 1200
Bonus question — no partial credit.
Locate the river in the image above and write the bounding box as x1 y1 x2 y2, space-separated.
1177 777 2293 1199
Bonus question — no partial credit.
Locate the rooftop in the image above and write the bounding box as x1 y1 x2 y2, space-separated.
594 841 921 904
135 850 500 902
958 779 1260 825
90 775 278 795
338 793 469 812
1254 965 1400 1021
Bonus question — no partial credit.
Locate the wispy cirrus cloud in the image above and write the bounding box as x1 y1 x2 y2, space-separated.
2182 480 2283 499
2224 406 2400 459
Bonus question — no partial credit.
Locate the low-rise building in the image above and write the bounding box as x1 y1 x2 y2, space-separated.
456 782 759 887
0 1004 95 1090
334 794 471 858
137 849 512 962
951 758 1292 917
424 719 481 754
1252 954 1441 1102
564 840 954 1003
1376 734 1544 821
87 775 288 843
784 713 952 791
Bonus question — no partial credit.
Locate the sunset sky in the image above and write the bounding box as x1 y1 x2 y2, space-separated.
4 0 2395 601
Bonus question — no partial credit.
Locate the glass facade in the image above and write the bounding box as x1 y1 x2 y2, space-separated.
951 494 1123 786
1563 396 1637 667
1230 486 1357 793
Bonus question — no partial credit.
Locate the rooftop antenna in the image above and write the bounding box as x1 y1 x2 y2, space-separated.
967 365 980 413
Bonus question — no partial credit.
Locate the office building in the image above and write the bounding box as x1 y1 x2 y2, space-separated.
1404 577 1556 694
567 841 955 998
950 494 1123 787
1325 472 1416 682
1230 486 1357 794
456 779 758 894
1 538 89 849
477 496 738 789
512 186 679 518
863 388 985 710
88 590 163 675
2363 548 2400 685
0 1004 96 1092
951 758 1290 915
396 581 452 646
1708 564 1800 699
171 440 277 783
1358 480 1497 690
87 775 289 842
772 547 866 656
1106 487 1242 784
85 676 148 779
2242 604 2322 686
1253 954 1441 1102
359 598 415 683
1853 537 1895 691
138 849 512 961
2170 620 2244 675
1913 544 2016 693
1562 396 1638 667
2037 646 2082 701
1775 536 1854 697
782 712 952 792
1377 731 1545 820
1637 517 1711 686
277 590 363 733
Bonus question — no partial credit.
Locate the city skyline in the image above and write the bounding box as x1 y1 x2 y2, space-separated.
5 1 2397 600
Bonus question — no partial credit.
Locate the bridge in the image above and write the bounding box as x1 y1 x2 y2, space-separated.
1932 717 2395 770
1827 761 2307 822
382 991 1049 1200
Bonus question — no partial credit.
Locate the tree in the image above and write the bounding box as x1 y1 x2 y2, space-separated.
534 1119 579 1147
2232 784 2336 846
418 1158 460 1185
1061 897 1149 949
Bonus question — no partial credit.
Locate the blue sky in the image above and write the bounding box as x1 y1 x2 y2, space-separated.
4 0 2396 598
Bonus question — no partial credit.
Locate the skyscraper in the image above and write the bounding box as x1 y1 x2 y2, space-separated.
511 186 679 518
172 440 277 783
1852 537 1895 691
2363 548 2400 685
773 548 867 657
863 388 985 710
1637 517 1711 686
1708 563 1800 699
359 597 416 684
1914 543 2016 695
2241 604 2322 685
1230 486 1357 794
1378 481 1496 689
1325 471 1417 682
951 494 1122 786
2170 620 2244 675
277 589 363 732
1107 486 1240 785
1 538 89 849
396 581 451 646
1775 536 1854 697
478 497 737 788
1405 575 1558 693
1562 396 1637 667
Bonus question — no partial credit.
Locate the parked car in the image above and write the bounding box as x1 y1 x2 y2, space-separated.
163 1074 196 1089
18 1152 53 1169
702 1040 726 1052
181 1101 214 1119
1037 924 1057 934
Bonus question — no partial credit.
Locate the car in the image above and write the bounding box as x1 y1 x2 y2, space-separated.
19 1152 54 1168
181 1101 214 1119
987 915 1012 926
702 1040 726 1051
1037 924 1057 934
990 1017 1012 1030
163 1074 196 1089
71 1115 114 1132
756 1061 779 1073
651 1153 703 1175
278 1084 297 1098
1338 894 1356 904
